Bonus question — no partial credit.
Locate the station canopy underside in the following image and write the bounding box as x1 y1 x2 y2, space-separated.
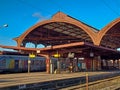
22 21 120 50
42 42 120 60
23 22 94 46
101 22 120 49
20 20 120 59
1 41 120 60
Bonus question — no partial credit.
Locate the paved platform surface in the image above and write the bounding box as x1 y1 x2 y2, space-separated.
0 71 113 88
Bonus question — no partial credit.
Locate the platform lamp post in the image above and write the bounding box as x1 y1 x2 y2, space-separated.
90 51 94 71
53 51 60 73
86 72 88 90
28 53 35 74
68 52 75 72
0 24 8 29
0 24 8 54
85 51 94 90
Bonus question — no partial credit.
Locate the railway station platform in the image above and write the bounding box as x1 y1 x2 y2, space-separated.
0 71 120 90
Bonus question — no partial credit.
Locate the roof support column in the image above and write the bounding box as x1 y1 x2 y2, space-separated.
119 60 120 69
15 39 22 47
38 54 51 74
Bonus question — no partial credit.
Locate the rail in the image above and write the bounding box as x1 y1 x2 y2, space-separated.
61 72 120 90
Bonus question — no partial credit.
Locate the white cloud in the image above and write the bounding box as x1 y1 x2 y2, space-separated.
32 12 50 23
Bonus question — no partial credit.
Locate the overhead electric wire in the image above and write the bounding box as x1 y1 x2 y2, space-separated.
102 0 120 16
115 0 120 7
16 0 52 15
50 1 62 12
114 0 120 13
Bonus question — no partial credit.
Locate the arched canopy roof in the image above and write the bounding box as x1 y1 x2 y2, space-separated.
97 18 120 49
14 12 98 47
3 12 120 60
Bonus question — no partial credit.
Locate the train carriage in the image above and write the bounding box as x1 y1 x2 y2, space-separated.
0 55 47 73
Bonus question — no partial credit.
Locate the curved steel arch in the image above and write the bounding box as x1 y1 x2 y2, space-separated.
96 18 120 46
15 12 97 47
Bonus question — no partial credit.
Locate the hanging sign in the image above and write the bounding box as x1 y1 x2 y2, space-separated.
29 53 35 58
53 53 60 58
68 52 74 58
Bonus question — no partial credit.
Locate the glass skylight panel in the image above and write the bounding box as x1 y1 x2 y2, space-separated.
76 35 82 38
62 31 70 34
44 25 54 29
70 33 77 36
67 25 73 29
59 26 67 30
54 28 63 32
50 23 60 27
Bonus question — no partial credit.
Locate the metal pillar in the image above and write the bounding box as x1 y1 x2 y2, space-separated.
86 73 88 90
46 58 50 74
28 60 31 74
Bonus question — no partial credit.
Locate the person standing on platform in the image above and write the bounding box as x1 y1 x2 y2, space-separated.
69 63 73 73
78 63 81 71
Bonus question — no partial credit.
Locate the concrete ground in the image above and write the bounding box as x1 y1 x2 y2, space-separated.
0 71 113 88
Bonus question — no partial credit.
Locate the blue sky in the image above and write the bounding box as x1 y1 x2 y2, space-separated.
0 0 120 47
